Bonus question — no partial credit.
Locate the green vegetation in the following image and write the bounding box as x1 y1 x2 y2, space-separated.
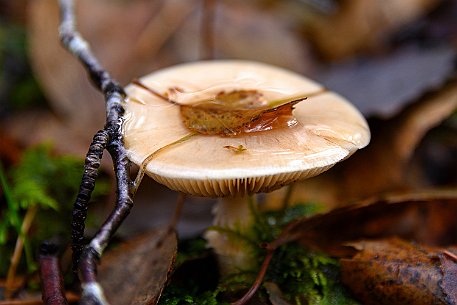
0 145 110 282
159 201 358 305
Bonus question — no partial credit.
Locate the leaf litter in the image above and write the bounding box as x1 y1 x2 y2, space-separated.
98 228 177 305
340 238 457 305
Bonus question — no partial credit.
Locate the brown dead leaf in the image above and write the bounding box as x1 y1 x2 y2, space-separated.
266 75 457 210
273 190 457 252
98 228 177 305
340 238 452 305
180 91 304 136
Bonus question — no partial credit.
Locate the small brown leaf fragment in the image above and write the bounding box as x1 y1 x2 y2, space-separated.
224 145 247 153
340 238 449 305
98 228 177 305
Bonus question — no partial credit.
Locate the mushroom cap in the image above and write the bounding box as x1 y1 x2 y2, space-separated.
123 60 370 197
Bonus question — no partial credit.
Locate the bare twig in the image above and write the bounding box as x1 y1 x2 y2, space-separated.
58 0 135 304
71 130 108 273
232 246 275 305
6 205 38 298
39 242 69 305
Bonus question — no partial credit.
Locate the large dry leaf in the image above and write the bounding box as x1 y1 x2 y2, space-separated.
316 45 456 117
274 190 457 252
341 238 457 305
98 228 177 305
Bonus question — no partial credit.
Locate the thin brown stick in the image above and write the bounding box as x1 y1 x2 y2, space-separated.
39 242 69 305
231 247 275 305
131 79 177 104
444 250 457 262
132 132 197 194
5 205 38 298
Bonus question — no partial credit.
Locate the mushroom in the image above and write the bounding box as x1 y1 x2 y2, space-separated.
122 60 370 273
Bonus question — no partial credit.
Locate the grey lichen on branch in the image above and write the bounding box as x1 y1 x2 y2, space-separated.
57 0 134 304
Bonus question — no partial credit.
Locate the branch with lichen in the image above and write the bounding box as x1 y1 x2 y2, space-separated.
58 0 134 304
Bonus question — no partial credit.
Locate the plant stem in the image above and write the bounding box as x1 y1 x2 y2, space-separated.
231 247 275 305
5 205 39 298
39 242 69 305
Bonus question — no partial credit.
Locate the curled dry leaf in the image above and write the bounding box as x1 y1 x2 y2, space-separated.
273 190 457 253
178 90 305 136
340 238 457 305
132 80 308 136
98 228 177 305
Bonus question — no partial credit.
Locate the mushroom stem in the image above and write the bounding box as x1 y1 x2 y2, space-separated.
205 195 257 275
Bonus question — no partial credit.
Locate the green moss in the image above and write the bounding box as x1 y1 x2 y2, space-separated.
159 202 358 305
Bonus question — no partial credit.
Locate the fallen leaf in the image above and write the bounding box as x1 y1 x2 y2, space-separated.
273 190 457 252
180 92 304 136
340 238 456 305
315 45 456 117
98 228 177 305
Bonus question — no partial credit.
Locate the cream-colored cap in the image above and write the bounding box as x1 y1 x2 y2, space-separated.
123 61 370 197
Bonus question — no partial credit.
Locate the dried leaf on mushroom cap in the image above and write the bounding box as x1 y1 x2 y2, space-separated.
123 60 370 197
